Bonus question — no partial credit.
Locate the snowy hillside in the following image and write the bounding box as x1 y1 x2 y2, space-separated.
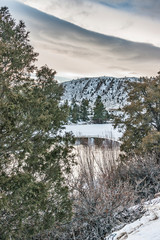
106 196 160 240
61 76 138 110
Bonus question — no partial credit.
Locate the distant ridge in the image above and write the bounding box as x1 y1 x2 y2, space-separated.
61 76 138 110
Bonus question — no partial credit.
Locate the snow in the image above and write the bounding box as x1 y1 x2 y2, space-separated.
106 197 160 240
61 76 138 110
63 123 122 141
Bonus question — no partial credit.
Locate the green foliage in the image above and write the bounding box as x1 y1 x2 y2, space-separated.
92 95 110 124
68 98 90 123
0 7 74 239
69 98 80 123
80 98 90 121
115 74 160 158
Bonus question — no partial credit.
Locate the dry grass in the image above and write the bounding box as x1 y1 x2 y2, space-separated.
33 148 160 239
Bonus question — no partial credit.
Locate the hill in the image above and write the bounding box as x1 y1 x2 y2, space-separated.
61 76 138 111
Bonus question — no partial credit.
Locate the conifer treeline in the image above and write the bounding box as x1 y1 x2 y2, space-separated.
65 95 111 123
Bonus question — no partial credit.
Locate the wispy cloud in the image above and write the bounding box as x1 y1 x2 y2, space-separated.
94 0 160 18
1 0 160 79
15 0 160 49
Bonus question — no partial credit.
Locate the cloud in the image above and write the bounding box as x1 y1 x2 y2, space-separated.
1 0 160 79
17 0 160 21
95 0 160 19
132 0 160 19
15 0 160 49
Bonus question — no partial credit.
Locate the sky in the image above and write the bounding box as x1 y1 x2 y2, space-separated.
1 0 160 81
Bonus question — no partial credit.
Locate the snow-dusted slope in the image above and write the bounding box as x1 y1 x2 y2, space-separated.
61 76 138 110
106 197 160 240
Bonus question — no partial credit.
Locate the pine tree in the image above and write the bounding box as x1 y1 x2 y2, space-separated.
70 98 80 123
0 7 74 239
114 74 160 159
80 98 90 121
62 99 70 122
92 96 110 124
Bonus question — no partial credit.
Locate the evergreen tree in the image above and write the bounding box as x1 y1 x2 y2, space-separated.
70 98 80 123
92 96 110 124
62 99 71 122
0 7 74 239
114 74 160 159
80 98 90 121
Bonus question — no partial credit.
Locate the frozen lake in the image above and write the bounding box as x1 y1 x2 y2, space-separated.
63 123 122 141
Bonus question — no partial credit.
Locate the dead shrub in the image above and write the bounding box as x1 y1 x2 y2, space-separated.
33 147 159 239
116 153 160 202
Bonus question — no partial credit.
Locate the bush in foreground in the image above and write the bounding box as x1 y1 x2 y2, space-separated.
32 147 160 240
0 7 74 239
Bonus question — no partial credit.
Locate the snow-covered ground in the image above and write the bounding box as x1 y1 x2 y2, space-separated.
63 124 122 141
106 197 160 240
